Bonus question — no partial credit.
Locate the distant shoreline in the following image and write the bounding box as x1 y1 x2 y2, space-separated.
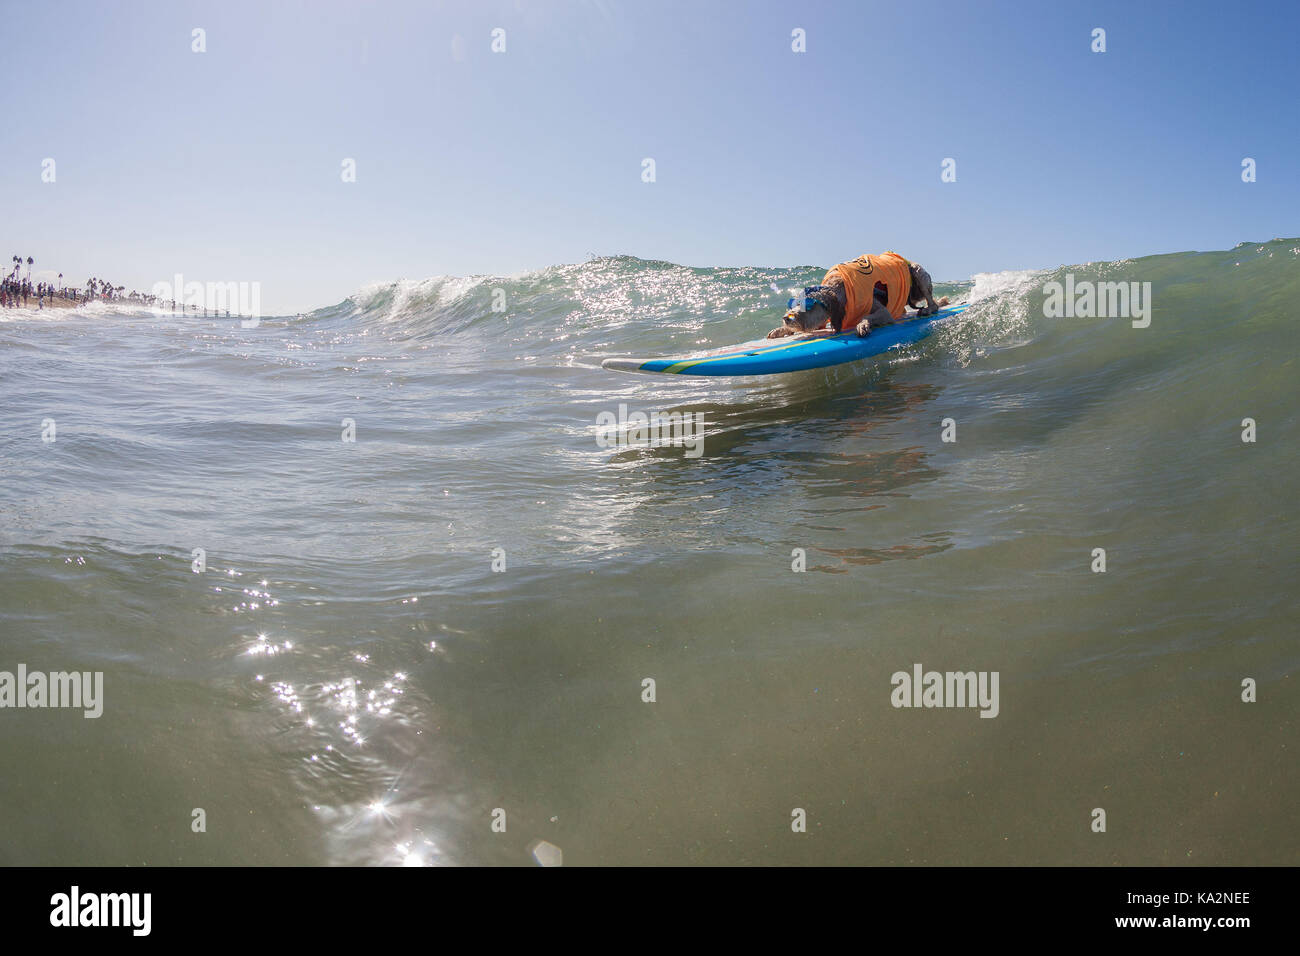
2 294 115 311
1 294 78 311
3 294 247 316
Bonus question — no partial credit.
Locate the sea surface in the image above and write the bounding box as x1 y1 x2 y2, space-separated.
1 240 1297 865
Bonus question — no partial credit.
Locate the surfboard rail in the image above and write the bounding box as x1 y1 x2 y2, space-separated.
601 304 969 376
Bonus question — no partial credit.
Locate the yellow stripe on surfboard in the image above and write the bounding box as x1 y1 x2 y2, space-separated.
658 335 830 374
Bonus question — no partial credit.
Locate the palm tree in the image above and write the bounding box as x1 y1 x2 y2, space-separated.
25 256 33 280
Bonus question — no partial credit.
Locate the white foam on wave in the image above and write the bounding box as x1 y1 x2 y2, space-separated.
934 268 1051 368
965 268 1046 305
351 274 495 326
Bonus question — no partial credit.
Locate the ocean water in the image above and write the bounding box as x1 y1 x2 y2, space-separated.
1 240 1296 865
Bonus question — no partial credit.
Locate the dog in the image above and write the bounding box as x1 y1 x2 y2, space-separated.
769 251 950 339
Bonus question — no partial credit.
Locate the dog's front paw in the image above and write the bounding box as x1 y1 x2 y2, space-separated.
855 319 872 337
766 327 790 339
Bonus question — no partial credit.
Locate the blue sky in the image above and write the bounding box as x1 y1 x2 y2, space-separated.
2 0 1296 314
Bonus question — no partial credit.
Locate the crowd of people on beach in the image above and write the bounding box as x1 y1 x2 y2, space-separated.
3 254 262 317
1 254 175 310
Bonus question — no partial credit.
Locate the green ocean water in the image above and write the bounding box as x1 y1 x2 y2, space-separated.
0 239 1296 865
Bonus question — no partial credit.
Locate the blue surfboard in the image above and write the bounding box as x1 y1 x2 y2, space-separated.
601 304 969 376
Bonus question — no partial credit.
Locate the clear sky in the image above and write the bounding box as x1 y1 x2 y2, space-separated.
2 0 1296 314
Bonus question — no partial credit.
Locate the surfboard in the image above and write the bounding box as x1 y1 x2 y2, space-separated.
601 303 969 376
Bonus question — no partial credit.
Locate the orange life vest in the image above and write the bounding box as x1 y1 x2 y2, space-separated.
822 251 912 330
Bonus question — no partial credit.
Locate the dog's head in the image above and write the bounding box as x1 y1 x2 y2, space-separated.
782 301 830 334
782 284 839 333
